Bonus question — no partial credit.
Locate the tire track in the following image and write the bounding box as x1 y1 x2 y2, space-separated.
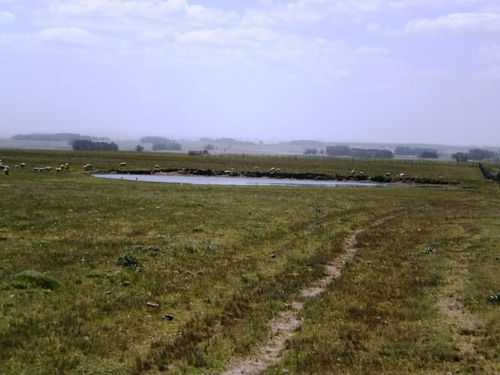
222 216 395 375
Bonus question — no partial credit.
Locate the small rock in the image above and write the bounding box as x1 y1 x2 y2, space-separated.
147 302 159 308
163 314 174 321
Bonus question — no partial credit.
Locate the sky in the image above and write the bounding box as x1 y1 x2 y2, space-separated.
0 0 499 146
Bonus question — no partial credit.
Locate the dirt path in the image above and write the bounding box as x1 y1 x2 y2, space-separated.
436 246 485 363
222 216 394 375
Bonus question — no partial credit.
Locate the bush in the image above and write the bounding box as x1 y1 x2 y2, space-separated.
117 252 140 270
72 140 119 151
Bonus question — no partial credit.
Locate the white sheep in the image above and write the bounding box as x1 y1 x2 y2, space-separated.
45 167 52 172
350 169 355 175
20 163 26 168
119 162 127 167
398 173 405 178
56 167 62 172
385 172 391 177
269 167 276 173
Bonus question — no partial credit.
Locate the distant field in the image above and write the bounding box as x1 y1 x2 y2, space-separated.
0 148 483 183
0 149 498 374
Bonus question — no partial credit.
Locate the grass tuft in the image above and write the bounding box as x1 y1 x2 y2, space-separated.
8 270 64 290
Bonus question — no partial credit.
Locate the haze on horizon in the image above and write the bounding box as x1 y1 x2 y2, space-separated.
1 0 499 147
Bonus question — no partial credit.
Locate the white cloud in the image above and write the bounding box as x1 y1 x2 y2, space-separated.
38 27 93 44
478 45 500 61
45 0 239 27
405 13 500 34
0 10 16 23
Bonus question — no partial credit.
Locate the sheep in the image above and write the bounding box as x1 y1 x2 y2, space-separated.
4 168 9 176
45 167 52 172
385 172 391 177
83 164 93 171
20 163 26 168
398 173 405 178
254 166 259 171
350 169 355 175
56 167 62 172
119 162 127 167
64 163 70 170
359 171 365 176
276 168 281 172
154 164 160 169
15 165 18 168
269 167 276 173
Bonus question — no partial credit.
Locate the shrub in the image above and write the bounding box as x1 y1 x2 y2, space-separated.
117 252 140 270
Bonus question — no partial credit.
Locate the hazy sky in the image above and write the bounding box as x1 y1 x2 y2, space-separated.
1 0 499 145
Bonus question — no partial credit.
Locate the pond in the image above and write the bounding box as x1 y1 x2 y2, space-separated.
93 174 392 188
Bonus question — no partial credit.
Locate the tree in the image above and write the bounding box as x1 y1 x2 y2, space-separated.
135 145 144 152
452 152 468 162
72 140 119 151
419 150 438 159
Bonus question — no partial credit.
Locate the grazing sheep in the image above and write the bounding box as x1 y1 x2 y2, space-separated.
350 169 355 175
254 166 259 171
15 165 18 168
119 162 127 167
20 163 26 168
385 172 391 177
269 167 276 173
359 171 365 176
276 168 281 172
56 167 62 172
45 167 52 172
398 173 405 178
154 164 160 169
4 168 9 176
83 164 93 171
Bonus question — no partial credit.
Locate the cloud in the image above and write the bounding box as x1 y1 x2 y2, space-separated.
0 10 15 24
44 0 239 28
478 45 500 61
404 13 500 34
38 27 93 44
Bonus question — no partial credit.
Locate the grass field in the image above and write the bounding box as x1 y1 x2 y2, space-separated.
0 149 498 374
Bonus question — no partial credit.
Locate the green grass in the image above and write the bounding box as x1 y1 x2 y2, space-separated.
0 149 498 374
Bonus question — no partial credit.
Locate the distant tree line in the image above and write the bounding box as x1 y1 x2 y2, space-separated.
199 137 254 145
288 140 326 147
303 148 325 155
13 133 109 142
325 146 394 159
140 136 182 151
419 150 439 159
452 148 499 162
152 141 182 151
394 146 437 156
72 140 119 151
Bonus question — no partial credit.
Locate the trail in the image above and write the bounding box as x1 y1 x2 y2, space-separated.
222 216 394 375
436 244 485 364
